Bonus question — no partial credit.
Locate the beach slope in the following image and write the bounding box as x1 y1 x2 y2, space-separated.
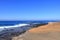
12 22 60 40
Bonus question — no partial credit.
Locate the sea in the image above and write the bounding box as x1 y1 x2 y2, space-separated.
0 20 59 26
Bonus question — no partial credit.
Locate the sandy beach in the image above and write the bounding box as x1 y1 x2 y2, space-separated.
12 22 60 40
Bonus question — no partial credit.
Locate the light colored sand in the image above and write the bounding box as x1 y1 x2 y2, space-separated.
28 22 60 33
12 22 60 40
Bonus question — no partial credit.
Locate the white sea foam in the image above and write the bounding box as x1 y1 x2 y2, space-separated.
0 24 30 31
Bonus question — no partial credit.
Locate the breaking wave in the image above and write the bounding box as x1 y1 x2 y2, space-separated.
0 24 30 31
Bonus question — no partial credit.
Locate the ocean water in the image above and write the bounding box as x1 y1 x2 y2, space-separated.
0 20 59 26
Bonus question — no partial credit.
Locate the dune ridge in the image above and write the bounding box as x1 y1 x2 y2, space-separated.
12 22 60 40
28 22 60 33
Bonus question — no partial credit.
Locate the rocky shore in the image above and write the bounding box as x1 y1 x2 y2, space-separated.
1 22 60 40
12 22 60 40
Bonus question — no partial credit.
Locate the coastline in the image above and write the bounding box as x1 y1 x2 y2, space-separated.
12 22 60 40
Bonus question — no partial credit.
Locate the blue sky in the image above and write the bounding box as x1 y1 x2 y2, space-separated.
0 0 60 20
